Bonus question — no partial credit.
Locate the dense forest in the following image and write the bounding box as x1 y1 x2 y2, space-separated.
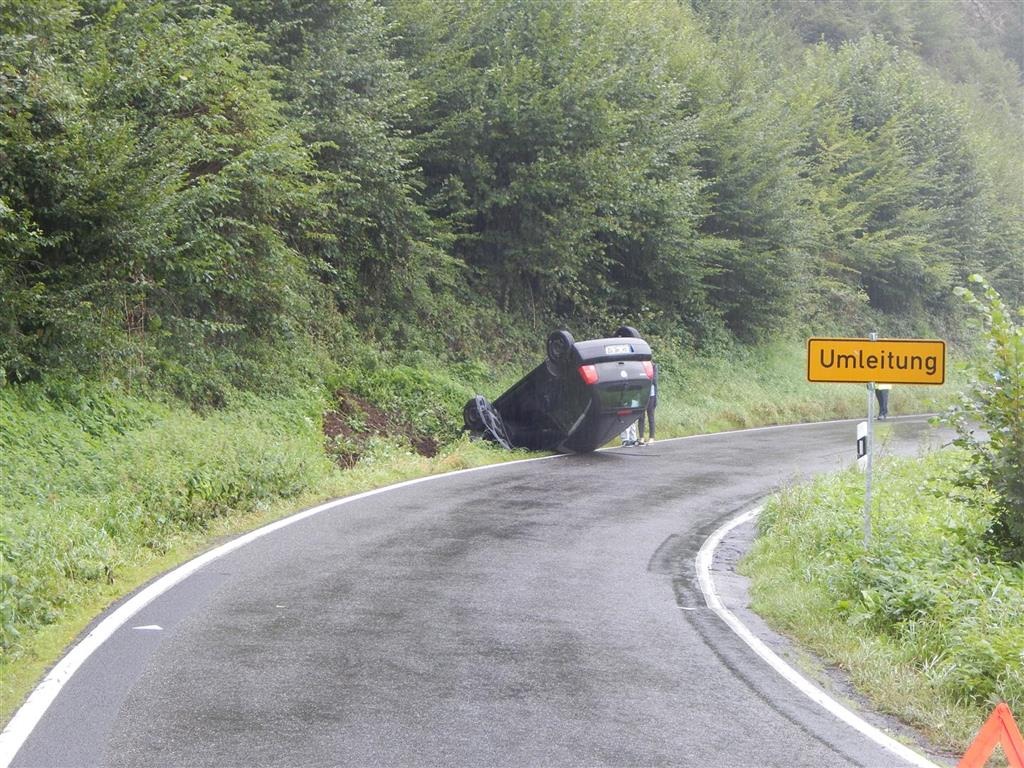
2 0 1022 404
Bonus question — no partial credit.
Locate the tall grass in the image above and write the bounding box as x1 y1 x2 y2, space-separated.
0 384 339 661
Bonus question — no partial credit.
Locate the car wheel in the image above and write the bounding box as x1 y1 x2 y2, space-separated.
546 330 574 368
463 397 484 431
614 325 640 338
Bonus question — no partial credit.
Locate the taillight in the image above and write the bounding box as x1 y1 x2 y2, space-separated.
577 364 599 385
642 360 654 379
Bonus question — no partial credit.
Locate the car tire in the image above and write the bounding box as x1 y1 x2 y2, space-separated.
546 330 574 369
463 397 484 431
614 325 640 338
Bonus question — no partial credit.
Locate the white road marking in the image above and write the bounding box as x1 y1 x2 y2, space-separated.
0 454 555 768
132 625 163 631
695 505 941 768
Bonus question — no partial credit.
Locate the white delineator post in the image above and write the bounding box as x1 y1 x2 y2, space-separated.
856 421 868 470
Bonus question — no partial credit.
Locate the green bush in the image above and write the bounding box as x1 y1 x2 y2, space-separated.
946 275 1024 562
331 361 475 443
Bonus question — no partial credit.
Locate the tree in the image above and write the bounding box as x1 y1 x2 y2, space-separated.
227 0 458 348
1 2 322 399
391 0 715 337
791 37 1010 334
691 1 1024 337
692 29 816 340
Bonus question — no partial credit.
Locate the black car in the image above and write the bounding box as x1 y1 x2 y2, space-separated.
464 327 653 453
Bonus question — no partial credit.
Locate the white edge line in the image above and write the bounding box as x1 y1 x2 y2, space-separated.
695 505 941 768
0 453 554 768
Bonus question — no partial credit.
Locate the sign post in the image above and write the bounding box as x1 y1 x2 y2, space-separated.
864 335 876 546
807 335 946 548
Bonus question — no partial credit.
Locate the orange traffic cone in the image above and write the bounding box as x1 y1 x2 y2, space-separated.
957 702 1024 768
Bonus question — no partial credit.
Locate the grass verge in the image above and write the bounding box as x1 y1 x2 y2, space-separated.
741 447 1024 755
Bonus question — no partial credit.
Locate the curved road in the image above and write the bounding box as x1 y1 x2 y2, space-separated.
6 418 952 767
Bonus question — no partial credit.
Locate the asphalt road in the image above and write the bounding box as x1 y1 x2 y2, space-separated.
8 417 954 767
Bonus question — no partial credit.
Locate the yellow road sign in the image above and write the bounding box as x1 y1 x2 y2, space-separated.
807 337 946 385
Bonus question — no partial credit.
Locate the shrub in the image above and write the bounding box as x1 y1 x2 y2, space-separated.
331 362 474 443
946 275 1024 562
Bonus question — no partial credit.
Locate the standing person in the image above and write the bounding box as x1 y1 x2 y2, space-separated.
620 419 639 446
638 362 658 444
875 383 892 419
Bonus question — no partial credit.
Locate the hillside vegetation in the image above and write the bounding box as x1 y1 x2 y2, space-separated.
2 0 1021 397
744 448 1023 753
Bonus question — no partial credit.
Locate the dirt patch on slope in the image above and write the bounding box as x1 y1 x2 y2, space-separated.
322 390 438 468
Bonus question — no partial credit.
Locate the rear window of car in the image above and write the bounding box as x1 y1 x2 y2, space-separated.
596 381 648 410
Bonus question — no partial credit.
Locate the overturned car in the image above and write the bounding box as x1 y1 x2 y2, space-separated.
463 327 653 453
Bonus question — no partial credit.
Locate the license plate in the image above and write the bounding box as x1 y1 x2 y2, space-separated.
604 344 632 355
